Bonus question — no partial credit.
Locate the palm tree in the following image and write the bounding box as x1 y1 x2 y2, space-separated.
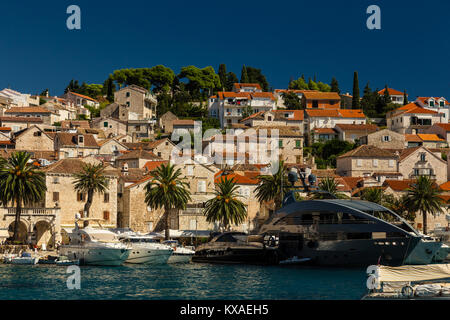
255 161 288 213
72 163 109 218
314 177 349 199
360 187 385 204
145 163 191 240
404 176 444 235
203 176 247 231
0 152 46 241
384 194 416 222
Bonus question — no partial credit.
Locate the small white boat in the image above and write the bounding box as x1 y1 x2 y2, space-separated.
117 233 173 264
55 256 80 266
363 263 450 300
163 240 194 263
4 252 39 265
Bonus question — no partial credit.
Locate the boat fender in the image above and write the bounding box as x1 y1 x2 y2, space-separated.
401 285 414 298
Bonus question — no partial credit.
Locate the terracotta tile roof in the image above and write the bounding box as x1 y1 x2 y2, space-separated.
214 172 260 185
338 109 366 118
0 140 13 145
313 128 336 134
383 179 416 191
220 92 251 99
439 181 450 191
233 83 262 91
68 92 98 102
5 107 52 114
417 134 445 142
436 123 450 131
116 149 162 161
405 134 422 142
55 133 99 148
305 109 340 117
416 97 449 105
311 169 338 178
275 89 318 94
391 103 439 117
0 127 11 131
338 145 396 159
143 160 168 172
61 120 90 129
173 119 196 126
334 123 378 131
378 88 404 96
0 116 43 123
119 168 149 183
240 111 265 122
43 158 117 175
302 92 341 100
253 126 302 137
272 110 304 121
0 150 58 162
250 92 276 101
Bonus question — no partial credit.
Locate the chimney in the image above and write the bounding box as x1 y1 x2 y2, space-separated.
77 134 84 147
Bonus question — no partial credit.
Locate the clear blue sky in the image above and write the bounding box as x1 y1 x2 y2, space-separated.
1 0 449 99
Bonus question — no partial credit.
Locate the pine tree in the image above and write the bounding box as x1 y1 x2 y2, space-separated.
383 85 392 104
403 89 408 105
330 77 340 94
240 65 249 83
352 72 360 108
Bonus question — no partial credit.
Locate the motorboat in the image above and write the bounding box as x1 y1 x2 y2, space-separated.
55 256 80 266
117 232 173 264
4 252 39 265
192 232 279 265
363 263 450 299
162 240 194 263
59 219 131 266
259 191 442 267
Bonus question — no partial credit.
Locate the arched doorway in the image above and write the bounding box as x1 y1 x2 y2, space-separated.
8 221 28 243
33 221 53 248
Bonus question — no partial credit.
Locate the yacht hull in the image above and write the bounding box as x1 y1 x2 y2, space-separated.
192 247 279 265
276 236 421 267
168 252 193 264
405 240 444 265
59 246 130 266
125 249 172 264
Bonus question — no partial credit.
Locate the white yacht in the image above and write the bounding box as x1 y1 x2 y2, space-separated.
117 233 173 264
163 240 195 263
59 220 131 266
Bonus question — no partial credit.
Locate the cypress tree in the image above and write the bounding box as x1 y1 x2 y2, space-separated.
352 71 360 108
403 89 408 105
218 64 227 91
330 77 340 94
240 65 249 83
383 85 392 104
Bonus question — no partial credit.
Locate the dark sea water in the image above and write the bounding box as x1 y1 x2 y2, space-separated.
0 263 367 300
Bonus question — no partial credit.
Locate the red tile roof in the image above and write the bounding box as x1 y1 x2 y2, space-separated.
305 109 341 117
303 92 341 100
0 116 43 123
378 88 404 96
383 179 416 191
173 120 196 126
143 160 168 172
436 123 450 131
272 110 304 121
313 128 336 134
214 172 260 185
338 109 366 118
439 181 450 191
68 92 98 102
233 83 262 91
5 107 52 114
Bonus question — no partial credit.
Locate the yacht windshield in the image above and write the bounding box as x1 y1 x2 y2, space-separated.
363 210 416 233
89 232 118 242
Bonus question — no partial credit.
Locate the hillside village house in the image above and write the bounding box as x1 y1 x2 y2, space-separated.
208 84 276 128
53 132 100 158
387 102 443 134
359 128 406 149
378 88 407 105
334 123 379 143
114 85 157 120
311 128 338 142
302 91 341 109
159 111 179 133
115 149 163 169
405 134 447 149
416 97 450 121
60 120 90 130
4 106 59 125
304 109 366 133
63 91 100 108
43 157 119 231
396 147 447 184
426 123 450 144
0 116 44 132
337 145 398 179
274 89 318 109
91 117 127 138
0 88 39 107
13 125 54 151
98 138 129 157
240 110 304 134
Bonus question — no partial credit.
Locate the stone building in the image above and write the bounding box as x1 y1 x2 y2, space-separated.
53 132 100 158
115 149 163 169
359 128 406 149
159 111 179 134
114 85 157 120
13 125 54 151
91 117 127 138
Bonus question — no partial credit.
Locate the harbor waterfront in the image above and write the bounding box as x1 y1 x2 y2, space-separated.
0 263 367 300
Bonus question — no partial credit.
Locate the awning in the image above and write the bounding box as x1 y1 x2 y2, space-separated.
377 264 450 282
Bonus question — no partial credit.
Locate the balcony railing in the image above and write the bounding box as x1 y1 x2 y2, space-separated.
1 207 59 217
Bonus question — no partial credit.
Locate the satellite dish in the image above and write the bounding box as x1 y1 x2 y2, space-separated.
308 174 317 185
